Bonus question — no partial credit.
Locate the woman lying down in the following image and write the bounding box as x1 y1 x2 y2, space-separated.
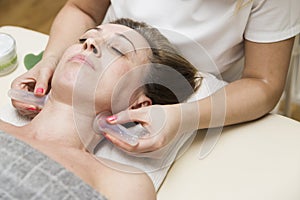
0 18 225 199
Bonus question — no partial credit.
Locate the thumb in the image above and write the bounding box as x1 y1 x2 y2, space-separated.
34 68 52 96
107 108 149 125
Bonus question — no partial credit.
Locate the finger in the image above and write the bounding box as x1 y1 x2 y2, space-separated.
107 108 148 125
34 68 52 96
104 129 162 153
18 110 39 119
134 137 162 153
11 76 34 90
124 138 160 153
10 78 36 111
102 132 140 152
11 100 39 116
11 99 35 110
11 74 38 97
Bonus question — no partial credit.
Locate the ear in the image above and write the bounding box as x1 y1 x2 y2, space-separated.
130 94 152 109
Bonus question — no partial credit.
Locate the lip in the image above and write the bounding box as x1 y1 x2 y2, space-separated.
68 54 95 70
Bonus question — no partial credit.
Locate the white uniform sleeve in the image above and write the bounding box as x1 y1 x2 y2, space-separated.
245 0 300 42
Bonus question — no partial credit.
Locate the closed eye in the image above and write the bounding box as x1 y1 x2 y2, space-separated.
111 46 125 56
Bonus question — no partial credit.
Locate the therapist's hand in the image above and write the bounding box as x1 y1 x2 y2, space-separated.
104 104 181 153
103 103 200 153
10 57 57 118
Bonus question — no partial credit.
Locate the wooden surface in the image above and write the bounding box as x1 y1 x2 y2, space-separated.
279 100 300 122
0 0 67 34
0 0 299 121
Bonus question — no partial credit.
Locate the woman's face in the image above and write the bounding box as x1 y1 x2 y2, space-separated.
51 23 151 113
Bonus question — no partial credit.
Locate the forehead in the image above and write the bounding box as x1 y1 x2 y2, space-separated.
97 23 150 50
98 23 133 33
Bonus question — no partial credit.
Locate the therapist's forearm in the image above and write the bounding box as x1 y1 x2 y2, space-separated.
192 37 294 129
194 78 281 129
42 0 110 65
43 5 94 62
178 76 284 132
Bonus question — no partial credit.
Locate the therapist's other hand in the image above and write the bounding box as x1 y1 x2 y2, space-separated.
10 57 56 118
103 103 199 153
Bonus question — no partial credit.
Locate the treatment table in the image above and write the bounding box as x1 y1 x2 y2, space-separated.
1 26 300 200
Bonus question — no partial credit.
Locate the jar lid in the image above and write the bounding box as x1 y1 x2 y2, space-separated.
0 33 15 57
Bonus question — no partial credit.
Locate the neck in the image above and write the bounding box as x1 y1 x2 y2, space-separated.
25 96 103 152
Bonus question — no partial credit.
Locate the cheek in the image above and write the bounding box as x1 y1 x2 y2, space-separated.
93 61 132 111
52 63 80 87
102 60 131 88
103 67 145 112
110 60 131 76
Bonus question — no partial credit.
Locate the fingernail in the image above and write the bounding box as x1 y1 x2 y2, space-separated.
106 115 117 122
36 88 44 94
26 107 36 111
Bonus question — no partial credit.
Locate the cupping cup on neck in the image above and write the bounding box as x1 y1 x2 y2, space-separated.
93 112 149 146
8 89 48 107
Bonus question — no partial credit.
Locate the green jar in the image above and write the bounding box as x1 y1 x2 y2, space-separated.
0 33 18 76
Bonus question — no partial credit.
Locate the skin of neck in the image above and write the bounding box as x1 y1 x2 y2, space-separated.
23 93 103 152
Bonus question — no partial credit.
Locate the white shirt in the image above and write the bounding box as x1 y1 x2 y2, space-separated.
104 0 300 82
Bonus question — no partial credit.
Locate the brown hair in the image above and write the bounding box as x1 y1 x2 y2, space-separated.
111 18 201 104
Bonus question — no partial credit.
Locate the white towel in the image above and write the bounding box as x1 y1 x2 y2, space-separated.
0 103 30 126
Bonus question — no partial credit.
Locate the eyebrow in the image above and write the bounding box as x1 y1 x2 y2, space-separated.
115 33 137 53
86 27 102 32
86 27 137 53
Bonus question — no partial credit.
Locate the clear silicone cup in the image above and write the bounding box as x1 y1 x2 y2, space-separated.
93 112 139 146
8 89 48 107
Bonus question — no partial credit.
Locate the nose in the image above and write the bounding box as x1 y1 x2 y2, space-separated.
82 38 101 56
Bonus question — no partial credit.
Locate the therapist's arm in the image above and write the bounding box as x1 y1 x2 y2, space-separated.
104 37 295 153
43 0 110 66
196 37 295 128
11 0 110 117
